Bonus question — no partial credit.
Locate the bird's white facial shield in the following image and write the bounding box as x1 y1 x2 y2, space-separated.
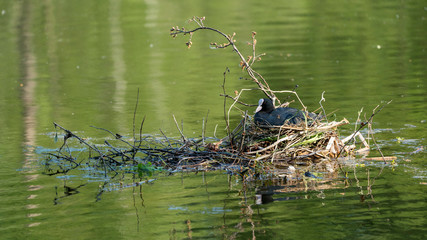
255 98 264 113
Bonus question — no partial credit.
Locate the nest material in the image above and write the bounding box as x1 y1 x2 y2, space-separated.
48 116 363 180
220 117 353 172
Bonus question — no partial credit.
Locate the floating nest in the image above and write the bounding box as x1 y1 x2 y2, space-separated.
205 116 365 174
49 116 365 177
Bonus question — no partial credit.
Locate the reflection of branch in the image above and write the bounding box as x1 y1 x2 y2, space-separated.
54 183 87 205
348 102 392 204
362 106 391 202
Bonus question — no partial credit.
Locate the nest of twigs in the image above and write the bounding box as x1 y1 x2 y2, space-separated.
208 116 355 174
49 117 355 176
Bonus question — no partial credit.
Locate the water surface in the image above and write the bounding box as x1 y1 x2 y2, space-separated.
0 0 426 239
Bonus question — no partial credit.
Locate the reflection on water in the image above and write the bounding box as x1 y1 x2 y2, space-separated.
18 1 42 229
110 0 127 117
0 0 426 239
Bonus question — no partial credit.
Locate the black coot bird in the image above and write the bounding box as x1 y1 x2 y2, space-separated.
254 98 319 126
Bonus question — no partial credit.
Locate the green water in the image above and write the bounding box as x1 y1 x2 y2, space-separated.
0 0 426 239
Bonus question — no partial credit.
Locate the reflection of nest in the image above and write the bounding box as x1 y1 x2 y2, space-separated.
254 171 344 204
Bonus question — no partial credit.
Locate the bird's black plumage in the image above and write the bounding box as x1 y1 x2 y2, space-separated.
254 98 319 126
